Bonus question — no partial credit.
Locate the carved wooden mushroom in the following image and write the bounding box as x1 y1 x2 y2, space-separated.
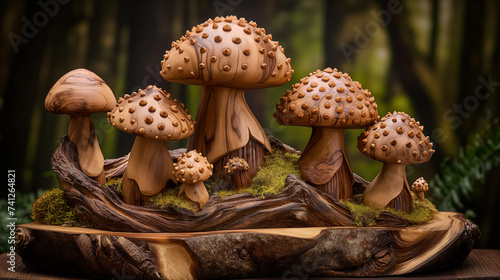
412 177 429 201
160 15 293 182
224 157 252 190
173 150 213 209
45 68 116 185
357 112 435 213
108 85 195 205
274 68 379 200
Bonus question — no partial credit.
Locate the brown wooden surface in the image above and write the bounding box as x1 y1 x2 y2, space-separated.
2 249 497 279
13 211 479 279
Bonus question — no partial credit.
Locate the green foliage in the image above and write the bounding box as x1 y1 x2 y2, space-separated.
216 150 301 198
343 194 437 227
149 188 198 213
31 188 88 227
430 119 500 214
0 190 40 253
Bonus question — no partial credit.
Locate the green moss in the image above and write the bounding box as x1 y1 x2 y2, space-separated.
342 194 438 227
31 188 88 227
105 177 123 196
216 150 302 198
149 188 198 213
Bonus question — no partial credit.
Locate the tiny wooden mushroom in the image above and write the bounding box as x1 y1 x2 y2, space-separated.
357 112 435 213
160 15 293 183
224 157 252 190
274 68 379 200
108 85 195 205
173 150 213 209
45 68 116 185
412 177 429 201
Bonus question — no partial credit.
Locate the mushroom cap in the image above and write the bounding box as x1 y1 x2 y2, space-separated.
173 150 213 184
274 68 379 128
108 85 194 141
45 68 116 115
224 157 249 175
160 15 293 89
357 111 435 164
412 177 429 192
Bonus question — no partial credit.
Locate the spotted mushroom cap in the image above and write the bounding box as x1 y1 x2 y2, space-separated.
357 112 435 164
224 157 249 175
274 68 379 128
160 15 293 89
45 68 116 115
108 85 194 141
412 177 429 192
173 150 213 184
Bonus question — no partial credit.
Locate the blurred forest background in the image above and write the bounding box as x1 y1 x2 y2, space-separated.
1 0 499 250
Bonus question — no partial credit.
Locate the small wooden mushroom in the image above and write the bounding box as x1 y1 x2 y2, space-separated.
173 150 213 209
160 15 293 184
108 85 195 205
274 68 379 200
45 68 116 185
357 112 435 213
224 157 252 190
412 177 429 201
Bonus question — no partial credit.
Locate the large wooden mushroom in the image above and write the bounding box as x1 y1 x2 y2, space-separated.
45 68 116 185
108 85 195 205
274 68 379 200
160 15 293 181
357 112 435 213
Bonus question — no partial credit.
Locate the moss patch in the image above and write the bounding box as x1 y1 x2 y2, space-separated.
216 150 301 198
149 188 198 213
31 188 88 227
106 177 123 197
342 194 437 227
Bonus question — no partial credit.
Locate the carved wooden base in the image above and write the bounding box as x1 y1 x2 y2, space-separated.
28 135 480 279
16 212 478 279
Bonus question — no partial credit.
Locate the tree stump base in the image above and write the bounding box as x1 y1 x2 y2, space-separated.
15 135 480 279
16 212 478 279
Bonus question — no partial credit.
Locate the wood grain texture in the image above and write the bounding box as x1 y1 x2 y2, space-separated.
362 163 413 213
44 68 116 115
188 86 270 179
126 136 175 197
160 16 292 89
51 135 416 233
299 127 354 200
67 115 105 183
4 249 498 280
14 212 479 279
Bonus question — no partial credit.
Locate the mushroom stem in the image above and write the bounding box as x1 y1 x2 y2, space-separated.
179 181 209 209
298 127 353 200
188 86 271 178
362 163 413 212
416 191 425 201
122 136 175 205
68 115 105 184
